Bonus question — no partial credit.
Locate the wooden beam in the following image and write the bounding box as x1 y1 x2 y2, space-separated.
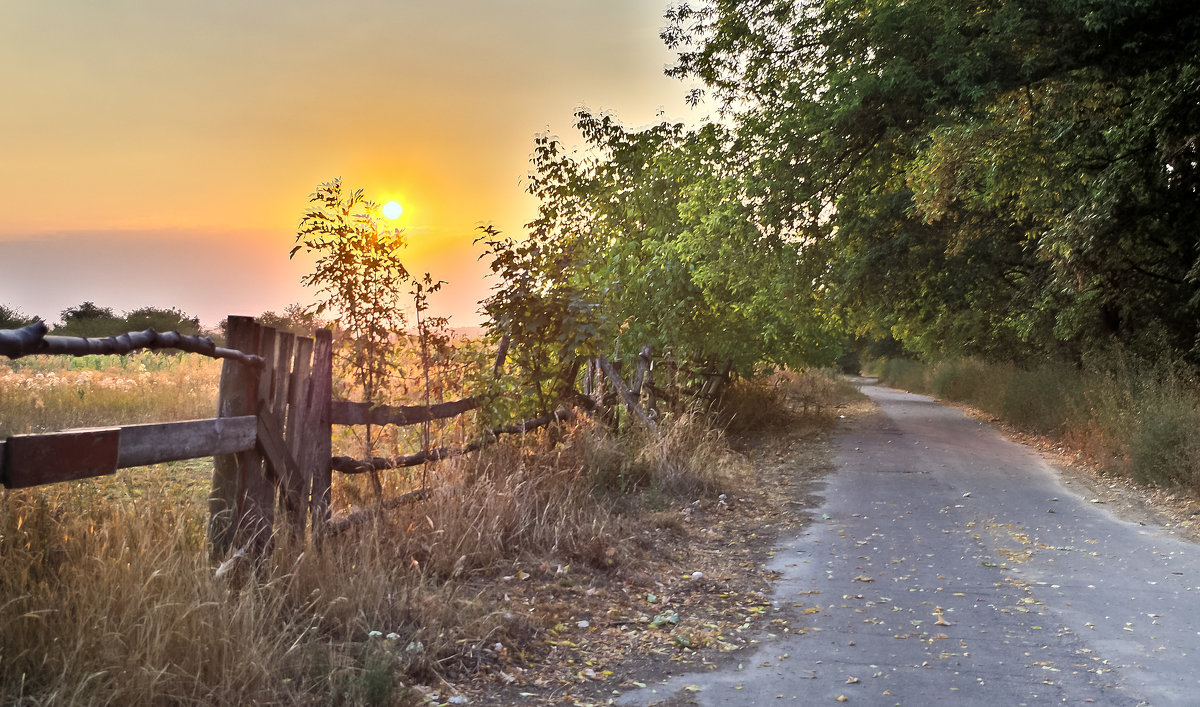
210 315 259 558
117 416 257 467
0 416 257 489
307 329 334 544
597 356 657 431
282 335 314 538
328 396 480 427
235 324 276 556
0 321 263 366
255 409 298 485
2 427 120 489
329 407 576 475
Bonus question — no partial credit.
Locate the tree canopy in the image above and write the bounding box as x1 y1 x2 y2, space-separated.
480 111 844 409
51 302 202 338
659 0 1200 363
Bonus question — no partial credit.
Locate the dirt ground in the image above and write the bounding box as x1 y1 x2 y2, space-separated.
437 398 869 707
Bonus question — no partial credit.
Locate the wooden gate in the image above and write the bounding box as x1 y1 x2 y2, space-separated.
207 315 333 557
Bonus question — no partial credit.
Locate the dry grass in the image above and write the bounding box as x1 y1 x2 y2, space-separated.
870 355 1200 491
0 354 220 437
716 369 856 435
0 425 630 705
0 349 762 705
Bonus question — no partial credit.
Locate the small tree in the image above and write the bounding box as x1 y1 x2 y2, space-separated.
411 273 450 489
123 306 202 336
55 302 122 337
0 304 39 330
292 178 412 501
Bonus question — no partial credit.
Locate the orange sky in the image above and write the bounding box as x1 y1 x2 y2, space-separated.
0 1 700 328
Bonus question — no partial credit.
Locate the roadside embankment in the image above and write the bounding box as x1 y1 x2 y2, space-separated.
868 356 1200 492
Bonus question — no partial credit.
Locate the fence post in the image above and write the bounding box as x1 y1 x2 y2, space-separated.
235 324 277 558
307 328 334 544
282 335 314 540
208 315 258 559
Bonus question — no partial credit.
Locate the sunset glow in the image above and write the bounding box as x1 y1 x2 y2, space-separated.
382 201 403 220
0 1 700 328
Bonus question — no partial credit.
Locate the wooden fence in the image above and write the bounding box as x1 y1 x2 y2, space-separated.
1 316 609 560
1 315 730 561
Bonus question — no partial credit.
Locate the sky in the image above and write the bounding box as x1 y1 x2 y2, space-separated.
0 0 701 329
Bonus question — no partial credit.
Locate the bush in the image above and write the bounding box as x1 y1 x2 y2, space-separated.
1127 386 1200 487
999 364 1080 435
878 358 930 392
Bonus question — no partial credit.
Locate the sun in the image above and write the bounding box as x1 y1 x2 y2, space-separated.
382 201 404 220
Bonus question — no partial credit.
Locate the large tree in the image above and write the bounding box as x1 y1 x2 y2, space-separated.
664 0 1200 362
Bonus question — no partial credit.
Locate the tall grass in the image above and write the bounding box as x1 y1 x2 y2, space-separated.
868 355 1200 489
0 352 756 705
716 369 858 434
0 353 220 437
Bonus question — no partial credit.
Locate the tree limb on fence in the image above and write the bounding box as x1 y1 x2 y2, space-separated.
329 408 576 475
326 487 433 536
0 321 264 366
328 396 480 426
597 356 658 430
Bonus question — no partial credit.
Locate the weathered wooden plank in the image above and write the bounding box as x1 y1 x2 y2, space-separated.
307 329 334 544
282 336 314 537
236 324 276 556
118 416 257 467
210 315 259 558
597 356 657 431
272 332 294 418
255 409 298 487
0 417 258 490
2 427 121 489
328 396 480 427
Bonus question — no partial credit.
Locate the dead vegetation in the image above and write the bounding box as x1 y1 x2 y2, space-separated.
0 368 853 706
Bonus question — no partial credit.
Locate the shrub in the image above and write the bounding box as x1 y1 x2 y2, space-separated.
999 364 1080 435
1127 388 1200 487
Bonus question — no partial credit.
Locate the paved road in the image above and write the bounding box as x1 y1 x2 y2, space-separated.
622 380 1200 706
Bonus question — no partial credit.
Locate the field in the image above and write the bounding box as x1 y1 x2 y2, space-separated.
0 353 852 705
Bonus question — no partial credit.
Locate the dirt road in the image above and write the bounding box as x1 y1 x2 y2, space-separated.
622 380 1200 706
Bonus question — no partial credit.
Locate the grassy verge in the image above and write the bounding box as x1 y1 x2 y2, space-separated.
1 358 847 705
868 355 1200 489
0 353 221 437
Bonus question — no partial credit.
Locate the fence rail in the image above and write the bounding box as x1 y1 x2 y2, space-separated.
0 416 257 489
0 320 264 366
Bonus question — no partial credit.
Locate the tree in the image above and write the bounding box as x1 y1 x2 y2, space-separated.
0 304 39 330
292 178 413 500
478 221 598 416
255 303 324 337
662 0 1200 363
123 307 202 336
55 302 122 337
